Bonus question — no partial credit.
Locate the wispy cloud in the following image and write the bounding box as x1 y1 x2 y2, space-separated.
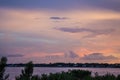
64 51 79 58
7 54 24 57
56 27 115 37
56 27 114 34
81 53 118 61
0 53 24 57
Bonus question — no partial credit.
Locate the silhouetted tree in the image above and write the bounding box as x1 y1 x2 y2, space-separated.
0 57 9 80
16 61 40 80
16 61 34 80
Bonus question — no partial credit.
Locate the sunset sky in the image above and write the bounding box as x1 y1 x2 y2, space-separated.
0 0 120 63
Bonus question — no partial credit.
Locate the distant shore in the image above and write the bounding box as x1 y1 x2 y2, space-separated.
7 63 120 68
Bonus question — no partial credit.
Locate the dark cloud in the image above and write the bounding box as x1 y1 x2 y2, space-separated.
56 27 115 37
64 51 79 58
56 27 114 33
0 0 120 11
50 17 68 20
81 53 118 61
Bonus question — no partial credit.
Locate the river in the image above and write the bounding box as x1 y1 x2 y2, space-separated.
6 67 120 80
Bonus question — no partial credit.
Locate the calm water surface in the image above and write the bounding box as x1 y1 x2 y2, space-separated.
6 67 120 80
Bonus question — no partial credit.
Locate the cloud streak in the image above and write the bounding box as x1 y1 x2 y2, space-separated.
50 17 68 20
56 27 115 37
56 27 114 33
0 53 24 57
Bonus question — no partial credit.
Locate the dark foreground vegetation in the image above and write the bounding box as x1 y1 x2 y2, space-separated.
1 57 120 80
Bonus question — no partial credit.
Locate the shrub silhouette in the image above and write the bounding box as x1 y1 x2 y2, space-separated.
117 75 120 80
16 61 40 80
69 69 91 80
39 70 91 80
0 57 9 80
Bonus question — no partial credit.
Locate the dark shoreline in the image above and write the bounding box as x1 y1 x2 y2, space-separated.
7 63 120 68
